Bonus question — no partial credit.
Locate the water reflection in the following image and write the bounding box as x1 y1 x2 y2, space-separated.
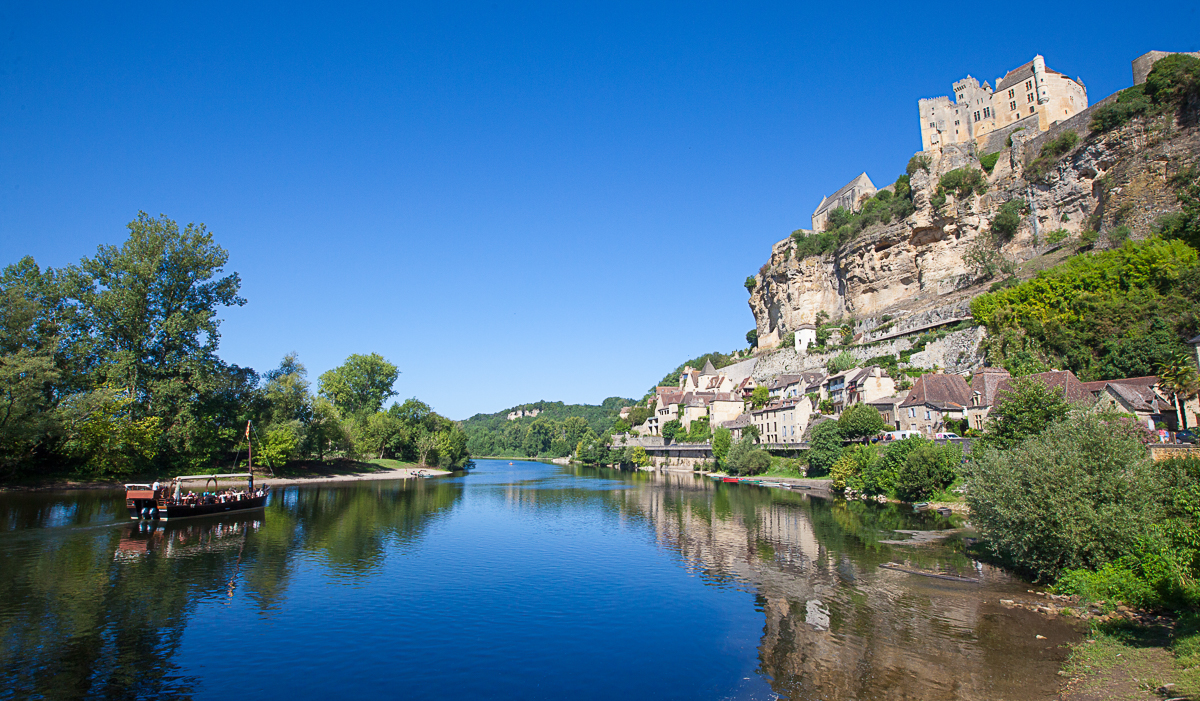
583 469 1078 700
0 464 1076 700
0 478 463 700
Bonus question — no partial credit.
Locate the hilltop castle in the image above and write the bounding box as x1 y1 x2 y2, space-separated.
918 55 1088 152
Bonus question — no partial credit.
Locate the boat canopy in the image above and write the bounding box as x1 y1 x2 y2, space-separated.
172 473 254 482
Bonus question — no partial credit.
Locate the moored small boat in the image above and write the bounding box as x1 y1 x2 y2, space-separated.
722 476 739 483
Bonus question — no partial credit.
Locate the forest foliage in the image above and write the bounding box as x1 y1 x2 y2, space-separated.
0 213 468 478
970 238 1200 380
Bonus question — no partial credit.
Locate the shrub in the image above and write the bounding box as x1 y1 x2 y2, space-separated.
827 350 857 374
830 443 877 492
938 167 988 199
1077 228 1099 249
906 154 931 176
1090 55 1200 134
1090 85 1153 133
979 152 1001 174
806 421 843 475
988 276 1019 292
746 329 758 348
818 398 835 415
744 276 757 291
862 436 925 496
990 198 1026 241
661 419 682 442
1026 131 1078 181
1108 225 1131 245
739 449 771 475
896 441 961 502
965 412 1159 581
1044 228 1069 246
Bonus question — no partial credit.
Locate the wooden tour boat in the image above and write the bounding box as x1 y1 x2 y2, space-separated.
126 421 269 522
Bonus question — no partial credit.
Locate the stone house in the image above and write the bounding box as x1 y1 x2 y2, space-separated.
751 398 808 444
719 414 753 443
918 54 1087 152
811 173 876 232
868 395 907 430
769 370 825 400
898 374 972 436
966 367 1011 431
1083 376 1176 430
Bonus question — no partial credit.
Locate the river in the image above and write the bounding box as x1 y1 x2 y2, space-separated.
0 460 1079 700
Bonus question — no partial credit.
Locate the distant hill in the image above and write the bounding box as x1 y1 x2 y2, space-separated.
462 397 636 457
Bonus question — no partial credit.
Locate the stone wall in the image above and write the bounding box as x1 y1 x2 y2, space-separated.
751 324 986 379
977 113 1041 155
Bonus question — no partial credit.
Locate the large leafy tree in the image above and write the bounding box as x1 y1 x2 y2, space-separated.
318 353 399 417
1158 351 1199 430
838 403 886 441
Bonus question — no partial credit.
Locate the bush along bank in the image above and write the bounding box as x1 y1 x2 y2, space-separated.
959 377 1200 694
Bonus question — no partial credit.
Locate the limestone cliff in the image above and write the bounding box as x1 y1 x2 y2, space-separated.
748 105 1200 350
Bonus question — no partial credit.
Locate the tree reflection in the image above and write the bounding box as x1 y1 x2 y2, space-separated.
0 478 463 699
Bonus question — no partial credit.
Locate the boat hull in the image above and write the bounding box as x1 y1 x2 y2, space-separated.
127 494 268 521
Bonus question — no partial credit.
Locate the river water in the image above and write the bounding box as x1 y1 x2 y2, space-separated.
0 460 1079 700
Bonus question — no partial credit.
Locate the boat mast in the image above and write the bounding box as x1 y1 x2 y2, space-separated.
246 420 254 491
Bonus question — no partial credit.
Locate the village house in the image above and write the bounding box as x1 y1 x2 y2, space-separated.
868 395 906 430
636 360 756 437
1083 376 1177 430
898 374 972 436
719 414 753 442
821 366 895 413
751 397 807 444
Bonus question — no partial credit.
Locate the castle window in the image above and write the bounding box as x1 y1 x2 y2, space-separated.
1008 88 1015 98
984 107 991 118
954 120 959 126
1025 79 1032 90
1027 93 1034 103
1010 101 1017 111
929 122 935 128
974 111 980 121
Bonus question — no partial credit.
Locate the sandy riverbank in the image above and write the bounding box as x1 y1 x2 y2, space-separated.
260 467 451 486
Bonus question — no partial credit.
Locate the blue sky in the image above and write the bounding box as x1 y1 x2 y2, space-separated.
2 2 1197 419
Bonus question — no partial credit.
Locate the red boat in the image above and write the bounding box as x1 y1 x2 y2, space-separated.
722 476 740 483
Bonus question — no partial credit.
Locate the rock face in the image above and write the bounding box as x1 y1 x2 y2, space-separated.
747 106 1200 350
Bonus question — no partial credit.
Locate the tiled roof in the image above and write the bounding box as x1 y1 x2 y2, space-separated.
1105 382 1168 414
969 367 1011 407
996 59 1036 91
720 415 751 429
899 374 971 408
701 359 718 375
995 370 1091 404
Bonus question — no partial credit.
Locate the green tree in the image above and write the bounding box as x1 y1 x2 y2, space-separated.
562 416 590 448
1158 351 1199 430
360 411 404 459
631 446 651 467
305 397 343 460
258 425 299 469
837 403 886 441
750 385 770 408
712 427 732 466
807 421 843 475
661 419 682 442
830 443 877 492
318 353 399 417
979 376 1074 450
67 213 252 469
862 436 926 496
522 418 555 456
746 329 758 347
416 432 438 466
263 353 312 424
59 385 161 476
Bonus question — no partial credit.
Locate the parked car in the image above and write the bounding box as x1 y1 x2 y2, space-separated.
1176 430 1197 444
881 430 923 442
934 432 961 440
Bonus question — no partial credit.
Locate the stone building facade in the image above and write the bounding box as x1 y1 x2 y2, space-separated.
811 173 876 232
918 55 1087 152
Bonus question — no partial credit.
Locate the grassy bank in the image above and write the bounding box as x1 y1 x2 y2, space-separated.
1062 615 1200 700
